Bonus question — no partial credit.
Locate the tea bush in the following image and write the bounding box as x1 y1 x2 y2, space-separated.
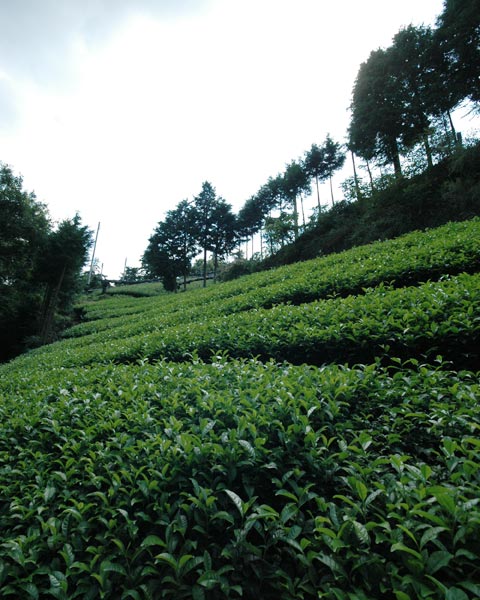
0 359 479 598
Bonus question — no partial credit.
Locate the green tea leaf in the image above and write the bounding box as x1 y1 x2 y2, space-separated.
224 490 244 518
24 583 39 599
430 487 456 515
101 560 127 576
446 588 469 600
155 553 177 570
140 535 166 550
315 553 347 576
459 582 480 596
353 521 369 545
420 527 447 549
391 543 422 560
426 550 453 574
44 485 57 502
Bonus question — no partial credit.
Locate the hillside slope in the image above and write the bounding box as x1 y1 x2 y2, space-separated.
0 219 479 599
260 142 480 269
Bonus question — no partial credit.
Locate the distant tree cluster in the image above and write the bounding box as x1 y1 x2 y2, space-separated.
142 182 236 290
142 130 346 288
237 134 346 255
142 134 347 291
0 163 92 360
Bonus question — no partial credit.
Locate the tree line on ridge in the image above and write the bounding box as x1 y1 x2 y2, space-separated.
142 0 479 289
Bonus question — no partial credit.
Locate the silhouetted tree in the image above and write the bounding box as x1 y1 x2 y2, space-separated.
208 199 237 282
303 143 327 210
349 47 404 177
322 135 346 204
237 196 263 247
436 0 480 108
36 215 92 343
192 182 237 287
143 200 198 291
0 163 50 359
192 182 218 287
304 136 345 207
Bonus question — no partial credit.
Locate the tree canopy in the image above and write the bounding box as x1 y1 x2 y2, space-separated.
436 0 480 107
143 183 238 290
142 200 198 291
349 4 479 174
0 163 92 359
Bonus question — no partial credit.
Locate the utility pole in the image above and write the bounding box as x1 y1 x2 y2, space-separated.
87 222 100 285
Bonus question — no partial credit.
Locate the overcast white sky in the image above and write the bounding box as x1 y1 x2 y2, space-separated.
0 0 466 277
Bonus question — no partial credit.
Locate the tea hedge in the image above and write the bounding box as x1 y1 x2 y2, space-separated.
105 282 165 298
69 218 480 338
5 272 479 373
0 358 479 599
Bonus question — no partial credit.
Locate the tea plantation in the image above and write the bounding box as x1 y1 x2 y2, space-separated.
0 219 479 599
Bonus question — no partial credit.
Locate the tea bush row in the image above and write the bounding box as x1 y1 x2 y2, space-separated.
106 283 165 298
69 218 480 338
7 272 479 373
0 358 479 598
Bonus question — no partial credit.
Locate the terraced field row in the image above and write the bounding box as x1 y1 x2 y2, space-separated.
71 218 480 333
7 272 480 372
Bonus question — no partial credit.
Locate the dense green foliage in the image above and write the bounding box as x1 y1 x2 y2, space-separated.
0 164 51 360
5 218 478 375
436 0 480 106
1 357 479 599
65 218 480 330
2 13 478 600
2 3 480 590
1 216 479 598
0 164 92 361
9 271 479 373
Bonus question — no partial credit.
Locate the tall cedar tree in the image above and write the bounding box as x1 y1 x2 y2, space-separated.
192 182 236 287
281 160 311 238
349 47 404 177
322 135 346 204
207 198 237 282
390 25 444 167
303 143 327 210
